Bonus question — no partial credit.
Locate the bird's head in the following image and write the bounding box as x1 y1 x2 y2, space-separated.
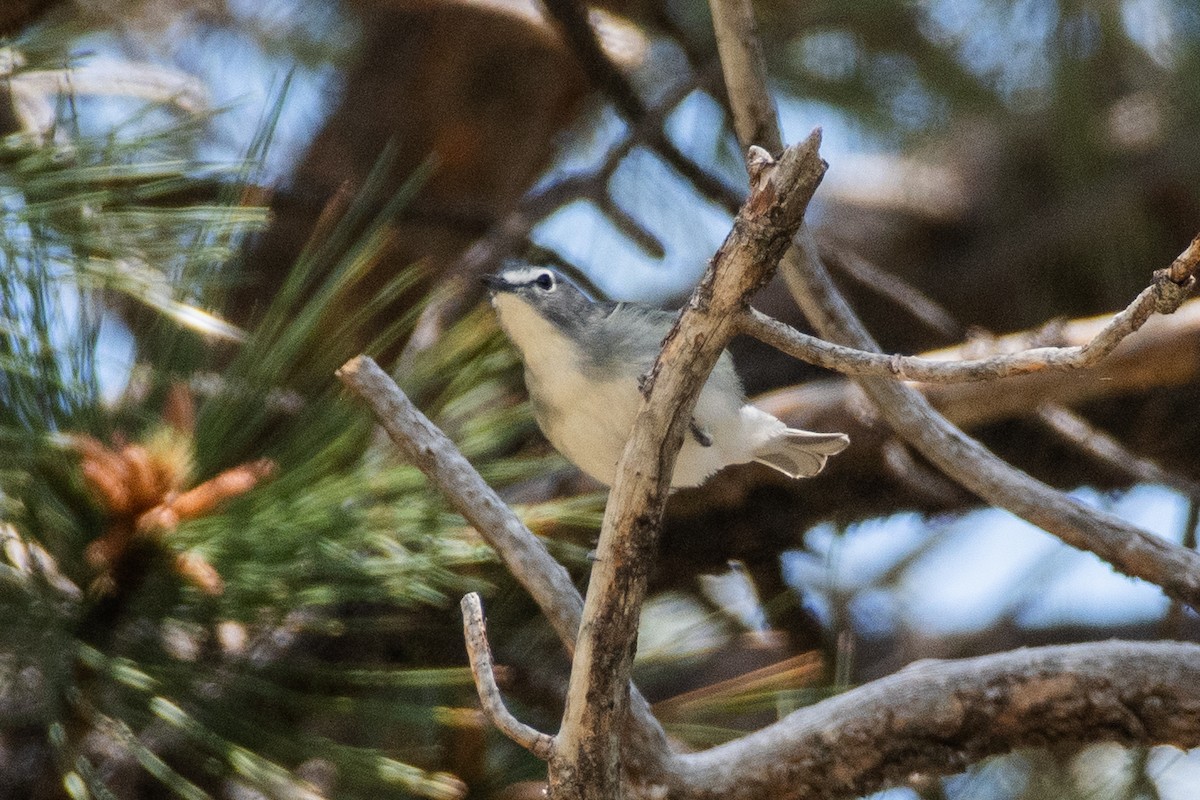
482 266 599 338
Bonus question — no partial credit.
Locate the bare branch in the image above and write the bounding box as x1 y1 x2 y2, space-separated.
1167 231 1200 286
539 0 644 120
441 67 725 296
755 295 1200 434
879 438 969 506
667 641 1200 800
537 0 742 214
783 233 1200 608
337 356 584 646
740 273 1196 384
823 246 963 338
596 193 665 259
460 593 555 759
707 0 1200 610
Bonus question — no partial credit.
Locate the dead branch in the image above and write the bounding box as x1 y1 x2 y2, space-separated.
337 356 584 646
740 262 1196 384
706 0 779 154
1168 232 1200 284
786 230 1200 608
550 135 827 800
539 0 644 120
461 593 555 759
755 295 1200 432
400 70 725 370
823 246 964 338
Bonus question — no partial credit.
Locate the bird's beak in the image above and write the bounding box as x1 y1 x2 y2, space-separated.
480 273 510 292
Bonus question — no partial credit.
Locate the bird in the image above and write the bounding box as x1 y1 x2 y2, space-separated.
483 265 849 489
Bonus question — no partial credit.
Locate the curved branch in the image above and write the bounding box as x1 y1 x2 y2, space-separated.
461 593 555 759
783 234 1200 609
754 294 1200 434
667 641 1200 800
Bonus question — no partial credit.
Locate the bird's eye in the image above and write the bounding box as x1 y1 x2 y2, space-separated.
534 271 555 291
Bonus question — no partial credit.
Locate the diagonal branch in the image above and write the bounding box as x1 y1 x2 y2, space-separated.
1036 405 1200 503
782 220 1200 610
539 0 645 120
823 246 964 338
337 356 584 646
550 135 827 800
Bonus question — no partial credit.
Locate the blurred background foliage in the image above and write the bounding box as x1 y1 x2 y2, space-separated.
1 0 1199 798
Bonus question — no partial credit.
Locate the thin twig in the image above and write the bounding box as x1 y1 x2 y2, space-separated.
596 192 665 259
740 272 1197 384
648 131 743 213
754 294 1200 434
460 593 555 758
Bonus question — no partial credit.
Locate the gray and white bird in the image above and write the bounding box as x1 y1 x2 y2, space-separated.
484 266 849 489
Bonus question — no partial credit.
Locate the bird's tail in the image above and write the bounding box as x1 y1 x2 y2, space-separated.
753 430 850 478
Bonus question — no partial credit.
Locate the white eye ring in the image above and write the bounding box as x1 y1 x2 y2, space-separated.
534 271 555 291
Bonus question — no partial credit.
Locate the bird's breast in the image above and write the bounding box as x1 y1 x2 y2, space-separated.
527 361 640 486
